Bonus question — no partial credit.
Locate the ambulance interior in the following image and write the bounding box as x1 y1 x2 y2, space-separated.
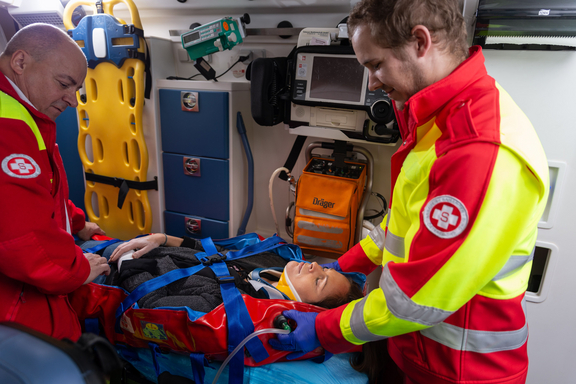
0 0 574 383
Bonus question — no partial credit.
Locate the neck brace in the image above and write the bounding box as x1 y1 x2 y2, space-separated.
276 270 302 302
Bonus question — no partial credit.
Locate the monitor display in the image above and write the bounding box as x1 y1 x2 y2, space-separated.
183 31 200 45
309 56 365 103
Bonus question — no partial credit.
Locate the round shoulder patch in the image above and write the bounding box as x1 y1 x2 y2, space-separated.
2 154 41 179
422 195 469 239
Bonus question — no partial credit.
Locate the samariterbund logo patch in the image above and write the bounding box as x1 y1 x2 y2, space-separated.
423 195 469 239
312 197 335 209
2 154 41 179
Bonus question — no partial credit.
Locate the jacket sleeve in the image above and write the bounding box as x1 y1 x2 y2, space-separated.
335 215 389 276
68 199 86 235
317 143 547 352
0 118 90 294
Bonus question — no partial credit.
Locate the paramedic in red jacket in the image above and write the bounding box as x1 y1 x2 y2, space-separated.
269 1 549 383
0 23 110 341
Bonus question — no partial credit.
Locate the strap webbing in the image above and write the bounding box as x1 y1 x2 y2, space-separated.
115 264 205 321
189 353 208 384
279 135 307 181
84 173 158 208
83 238 122 254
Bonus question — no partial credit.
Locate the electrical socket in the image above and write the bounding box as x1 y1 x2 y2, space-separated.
230 49 266 67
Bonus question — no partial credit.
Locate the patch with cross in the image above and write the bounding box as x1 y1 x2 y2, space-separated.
423 195 469 239
2 154 41 179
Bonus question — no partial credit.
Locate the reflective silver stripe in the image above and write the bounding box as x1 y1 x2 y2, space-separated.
368 225 386 251
380 263 453 326
296 235 342 249
420 321 528 354
349 295 388 342
492 250 535 281
384 230 405 258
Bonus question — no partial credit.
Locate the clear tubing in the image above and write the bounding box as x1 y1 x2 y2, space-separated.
211 327 290 384
269 167 291 235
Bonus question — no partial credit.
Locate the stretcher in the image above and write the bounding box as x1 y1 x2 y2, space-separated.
72 233 369 383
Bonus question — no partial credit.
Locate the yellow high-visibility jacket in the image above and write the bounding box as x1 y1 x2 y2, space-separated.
317 46 549 384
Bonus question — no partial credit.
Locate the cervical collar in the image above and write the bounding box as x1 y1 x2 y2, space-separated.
276 269 302 302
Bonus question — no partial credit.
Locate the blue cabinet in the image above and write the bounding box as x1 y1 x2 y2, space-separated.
159 88 230 239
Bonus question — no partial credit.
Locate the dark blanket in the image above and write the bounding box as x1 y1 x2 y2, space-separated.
109 237 288 313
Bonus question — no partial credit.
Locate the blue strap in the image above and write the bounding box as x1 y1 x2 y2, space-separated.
149 342 162 377
209 261 244 384
201 237 268 384
225 235 285 260
83 238 122 254
189 353 208 384
115 264 206 319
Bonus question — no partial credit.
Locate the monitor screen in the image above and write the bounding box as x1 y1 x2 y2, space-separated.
309 56 365 103
183 31 200 45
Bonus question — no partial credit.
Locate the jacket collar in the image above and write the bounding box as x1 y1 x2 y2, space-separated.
0 70 57 149
0 70 55 126
395 46 487 142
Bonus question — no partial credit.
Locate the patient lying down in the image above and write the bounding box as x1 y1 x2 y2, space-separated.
105 234 364 312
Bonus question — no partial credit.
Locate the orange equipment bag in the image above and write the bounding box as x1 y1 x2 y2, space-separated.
293 157 367 259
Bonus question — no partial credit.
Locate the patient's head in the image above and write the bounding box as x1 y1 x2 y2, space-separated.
280 261 364 309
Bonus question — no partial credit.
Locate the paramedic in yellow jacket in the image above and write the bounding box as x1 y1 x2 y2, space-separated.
269 1 549 383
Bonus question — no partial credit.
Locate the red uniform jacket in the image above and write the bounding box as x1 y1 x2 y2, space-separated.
0 71 90 340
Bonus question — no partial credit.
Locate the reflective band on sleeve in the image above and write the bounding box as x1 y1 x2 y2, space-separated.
492 250 535 281
384 230 405 258
420 320 528 353
380 263 453 326
368 224 386 251
349 294 389 342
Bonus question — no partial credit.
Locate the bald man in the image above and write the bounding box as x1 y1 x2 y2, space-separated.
0 23 110 341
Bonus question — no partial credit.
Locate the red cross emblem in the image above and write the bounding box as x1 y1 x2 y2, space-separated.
423 195 468 239
2 154 40 179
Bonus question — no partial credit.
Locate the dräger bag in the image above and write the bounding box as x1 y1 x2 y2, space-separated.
293 157 367 259
69 234 360 384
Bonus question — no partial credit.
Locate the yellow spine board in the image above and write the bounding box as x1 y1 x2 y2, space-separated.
66 0 152 239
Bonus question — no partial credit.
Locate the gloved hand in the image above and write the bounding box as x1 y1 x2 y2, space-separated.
268 310 320 360
320 260 342 272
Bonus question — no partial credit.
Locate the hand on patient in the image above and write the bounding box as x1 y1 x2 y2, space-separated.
83 253 111 284
77 221 106 241
268 310 321 360
109 234 165 262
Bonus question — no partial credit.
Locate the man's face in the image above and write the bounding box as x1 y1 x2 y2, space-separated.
22 42 87 121
284 261 351 304
352 24 425 110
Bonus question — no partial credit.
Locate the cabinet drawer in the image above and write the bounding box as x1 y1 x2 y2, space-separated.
159 89 229 159
164 210 229 240
163 153 229 221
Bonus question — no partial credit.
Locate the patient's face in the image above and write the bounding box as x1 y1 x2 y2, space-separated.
285 261 351 304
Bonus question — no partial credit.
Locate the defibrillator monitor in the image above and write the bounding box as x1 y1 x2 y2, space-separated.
306 56 365 103
290 45 394 130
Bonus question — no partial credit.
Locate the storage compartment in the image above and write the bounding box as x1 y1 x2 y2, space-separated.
164 210 229 240
163 153 229 222
159 89 229 159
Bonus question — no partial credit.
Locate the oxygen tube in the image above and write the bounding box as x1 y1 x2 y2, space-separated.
211 316 292 384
